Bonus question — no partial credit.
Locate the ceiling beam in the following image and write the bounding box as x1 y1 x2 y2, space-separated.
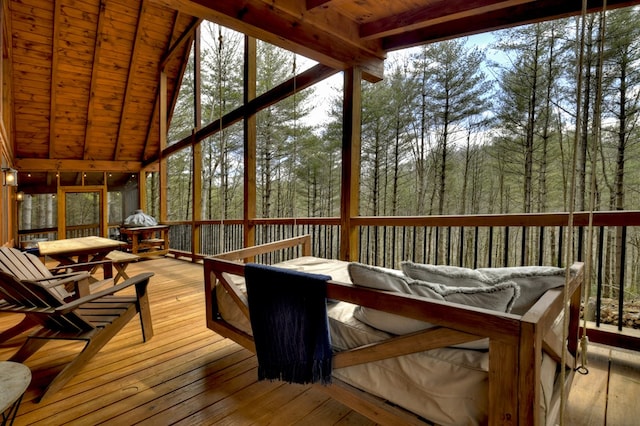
306 0 332 10
159 63 339 160
360 0 534 40
149 0 385 81
14 158 142 172
159 16 202 70
382 0 640 50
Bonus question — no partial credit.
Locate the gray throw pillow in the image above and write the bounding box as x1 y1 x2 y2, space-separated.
401 261 567 316
347 263 520 349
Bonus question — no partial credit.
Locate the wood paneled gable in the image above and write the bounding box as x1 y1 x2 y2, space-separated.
11 0 196 172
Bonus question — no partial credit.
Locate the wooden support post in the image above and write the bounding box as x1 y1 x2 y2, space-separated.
340 67 362 262
159 71 168 224
56 174 65 239
192 26 202 260
138 170 147 213
243 35 257 249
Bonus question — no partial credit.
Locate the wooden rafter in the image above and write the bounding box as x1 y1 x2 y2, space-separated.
14 158 142 172
160 63 339 160
142 15 201 162
149 0 385 81
83 0 107 160
160 16 201 70
114 0 147 161
382 0 640 50
48 0 62 159
306 0 332 10
360 0 534 40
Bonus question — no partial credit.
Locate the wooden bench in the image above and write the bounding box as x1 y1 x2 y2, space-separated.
106 250 140 284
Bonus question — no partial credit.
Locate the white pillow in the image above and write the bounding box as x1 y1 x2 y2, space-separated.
401 262 489 287
347 263 413 293
347 263 520 349
479 266 566 315
401 261 566 315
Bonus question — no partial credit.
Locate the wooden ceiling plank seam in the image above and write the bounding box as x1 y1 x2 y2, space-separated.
48 0 62 159
306 0 333 11
114 0 147 161
83 0 107 160
360 0 535 40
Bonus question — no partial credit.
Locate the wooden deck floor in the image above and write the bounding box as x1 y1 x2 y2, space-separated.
1 257 638 425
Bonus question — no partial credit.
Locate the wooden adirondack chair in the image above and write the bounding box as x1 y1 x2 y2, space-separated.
0 246 103 342
0 269 154 401
0 246 100 299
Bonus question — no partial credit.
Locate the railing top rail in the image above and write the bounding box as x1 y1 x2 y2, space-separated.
169 211 640 228
354 211 640 227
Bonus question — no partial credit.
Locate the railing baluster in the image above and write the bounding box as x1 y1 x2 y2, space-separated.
412 226 417 263
538 227 545 266
435 227 440 264
473 227 479 269
578 226 584 262
558 226 564 268
503 227 510 267
488 227 494 268
521 226 526 267
446 227 451 265
459 227 464 267
618 226 627 331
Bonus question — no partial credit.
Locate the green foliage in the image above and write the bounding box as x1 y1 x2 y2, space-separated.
166 9 640 222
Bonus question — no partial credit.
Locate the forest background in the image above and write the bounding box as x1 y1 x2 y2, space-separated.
163 7 640 228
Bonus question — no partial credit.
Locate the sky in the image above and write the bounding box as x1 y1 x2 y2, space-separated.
301 31 504 127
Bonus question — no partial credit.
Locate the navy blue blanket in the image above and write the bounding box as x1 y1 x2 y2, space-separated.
245 263 333 384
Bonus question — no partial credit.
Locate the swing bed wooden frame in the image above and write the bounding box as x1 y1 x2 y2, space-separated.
203 235 584 425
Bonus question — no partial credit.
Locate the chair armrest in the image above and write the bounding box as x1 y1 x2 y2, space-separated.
49 259 113 273
56 272 154 314
34 271 94 298
33 271 91 286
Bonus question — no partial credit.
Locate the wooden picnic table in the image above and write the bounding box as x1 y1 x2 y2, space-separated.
38 236 126 279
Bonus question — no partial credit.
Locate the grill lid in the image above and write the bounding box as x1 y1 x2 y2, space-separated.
123 209 158 227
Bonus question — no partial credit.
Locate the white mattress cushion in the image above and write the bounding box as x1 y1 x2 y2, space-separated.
214 256 559 425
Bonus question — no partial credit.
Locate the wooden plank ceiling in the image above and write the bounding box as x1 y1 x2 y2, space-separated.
10 0 639 190
11 0 198 190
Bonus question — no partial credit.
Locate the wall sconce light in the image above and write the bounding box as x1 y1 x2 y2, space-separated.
2 167 18 186
16 191 24 201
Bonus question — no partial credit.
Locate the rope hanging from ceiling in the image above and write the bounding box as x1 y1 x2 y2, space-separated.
560 0 607 422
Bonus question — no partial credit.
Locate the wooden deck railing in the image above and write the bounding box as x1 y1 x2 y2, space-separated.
166 211 640 350
18 211 640 350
